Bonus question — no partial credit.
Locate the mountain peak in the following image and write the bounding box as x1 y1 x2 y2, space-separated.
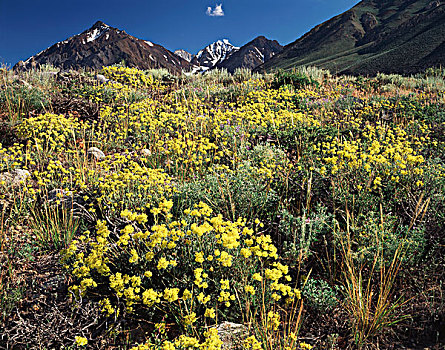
174 49 193 62
14 21 191 73
216 35 283 73
218 39 231 45
192 39 239 70
91 20 110 29
83 21 111 43
253 35 267 41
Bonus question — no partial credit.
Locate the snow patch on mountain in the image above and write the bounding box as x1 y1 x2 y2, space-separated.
86 23 110 43
174 49 193 62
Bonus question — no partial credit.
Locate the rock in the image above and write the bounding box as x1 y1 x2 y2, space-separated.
14 169 30 182
47 189 74 204
96 74 109 84
141 148 152 156
0 169 30 186
426 1 441 10
217 321 248 350
87 147 105 160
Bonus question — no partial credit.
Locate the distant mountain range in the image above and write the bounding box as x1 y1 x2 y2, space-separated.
258 0 445 75
174 38 282 73
15 0 445 75
15 22 282 74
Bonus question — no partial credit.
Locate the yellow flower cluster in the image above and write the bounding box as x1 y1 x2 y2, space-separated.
64 200 296 333
16 113 83 155
319 121 429 189
102 66 155 89
130 327 223 350
5 65 444 349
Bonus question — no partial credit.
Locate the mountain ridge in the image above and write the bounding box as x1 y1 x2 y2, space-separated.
215 36 283 73
15 2 445 77
191 39 239 72
14 21 191 73
258 0 445 75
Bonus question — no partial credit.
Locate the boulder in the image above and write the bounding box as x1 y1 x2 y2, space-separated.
96 74 109 84
0 169 31 186
217 321 248 350
87 147 105 160
141 148 152 157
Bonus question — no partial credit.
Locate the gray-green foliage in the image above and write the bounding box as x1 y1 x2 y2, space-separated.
176 162 279 221
232 68 262 83
0 81 49 120
279 205 333 260
376 72 445 92
146 68 175 82
240 143 287 167
295 65 331 83
303 278 338 311
335 212 426 267
203 68 232 85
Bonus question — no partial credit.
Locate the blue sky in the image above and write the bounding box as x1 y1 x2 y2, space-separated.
0 0 359 66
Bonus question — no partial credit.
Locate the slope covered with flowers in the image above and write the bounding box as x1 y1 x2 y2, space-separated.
1 66 444 349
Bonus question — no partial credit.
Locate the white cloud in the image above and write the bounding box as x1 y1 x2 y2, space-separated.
206 4 224 17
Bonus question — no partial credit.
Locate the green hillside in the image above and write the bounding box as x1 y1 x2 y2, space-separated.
259 0 445 75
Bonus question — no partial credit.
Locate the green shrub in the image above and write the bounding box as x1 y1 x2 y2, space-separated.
279 205 333 260
176 161 280 222
271 70 318 90
335 212 426 267
302 278 338 311
0 81 49 122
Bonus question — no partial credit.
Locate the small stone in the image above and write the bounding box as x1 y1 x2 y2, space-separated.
217 321 248 350
96 74 109 84
141 148 152 156
87 147 105 160
41 71 58 78
47 189 73 203
13 169 31 182
0 169 30 186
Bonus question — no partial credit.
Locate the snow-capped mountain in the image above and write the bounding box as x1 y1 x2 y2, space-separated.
14 22 284 74
15 21 191 73
174 49 193 62
216 36 283 73
191 39 239 71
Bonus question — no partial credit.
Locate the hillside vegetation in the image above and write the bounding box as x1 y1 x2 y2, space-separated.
259 0 445 75
0 65 444 349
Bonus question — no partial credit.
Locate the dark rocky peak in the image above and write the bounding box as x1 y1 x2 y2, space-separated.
216 36 282 73
14 21 192 73
91 20 109 29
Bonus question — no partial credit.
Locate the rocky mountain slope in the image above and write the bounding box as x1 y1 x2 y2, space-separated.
258 0 445 75
14 21 191 73
174 49 193 62
216 36 282 73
